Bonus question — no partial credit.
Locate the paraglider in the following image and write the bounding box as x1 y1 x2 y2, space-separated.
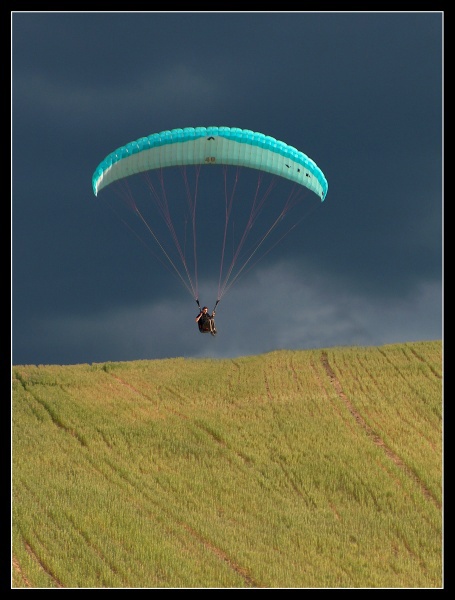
92 126 328 336
195 305 217 336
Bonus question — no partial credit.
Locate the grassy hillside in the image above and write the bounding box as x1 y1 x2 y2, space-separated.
12 340 443 588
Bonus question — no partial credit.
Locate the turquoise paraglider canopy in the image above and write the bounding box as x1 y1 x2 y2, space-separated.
92 126 328 201
92 126 328 314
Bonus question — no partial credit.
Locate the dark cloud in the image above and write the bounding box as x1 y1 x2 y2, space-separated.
12 11 443 366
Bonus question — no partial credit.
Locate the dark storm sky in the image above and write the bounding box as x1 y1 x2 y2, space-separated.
12 11 443 365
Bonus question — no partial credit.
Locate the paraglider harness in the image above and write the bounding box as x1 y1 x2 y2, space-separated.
196 300 218 336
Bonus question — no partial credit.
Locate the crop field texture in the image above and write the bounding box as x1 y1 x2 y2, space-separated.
12 341 443 588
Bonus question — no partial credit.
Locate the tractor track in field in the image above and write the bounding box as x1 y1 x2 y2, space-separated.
320 351 440 509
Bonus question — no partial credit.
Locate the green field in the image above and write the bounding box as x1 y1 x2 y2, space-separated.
12 340 443 588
